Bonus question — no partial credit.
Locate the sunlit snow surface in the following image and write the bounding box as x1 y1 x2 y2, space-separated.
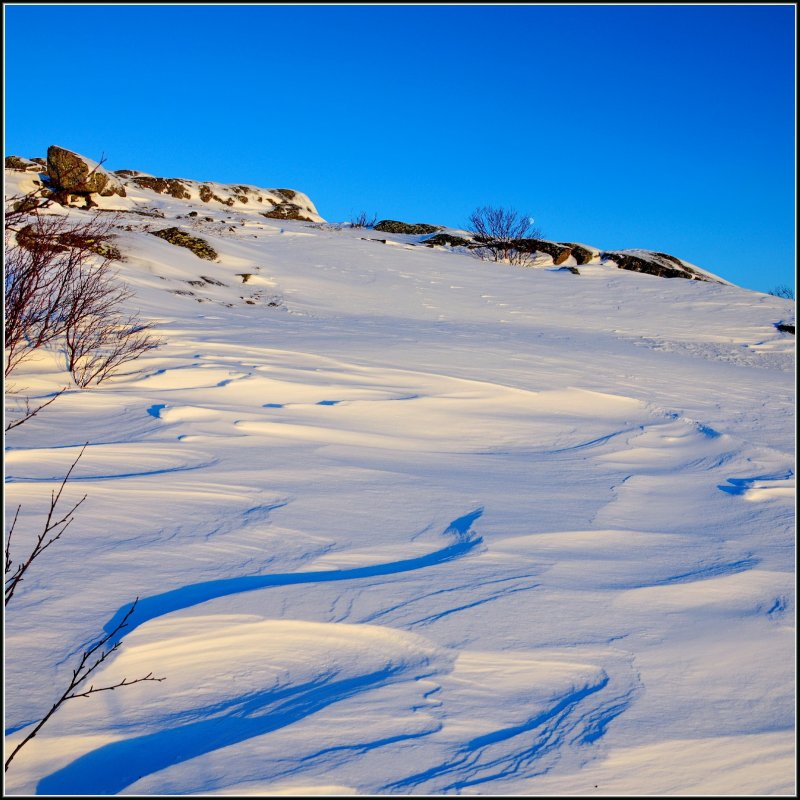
4 169 795 795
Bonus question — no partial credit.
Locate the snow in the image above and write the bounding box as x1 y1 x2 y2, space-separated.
3 166 795 795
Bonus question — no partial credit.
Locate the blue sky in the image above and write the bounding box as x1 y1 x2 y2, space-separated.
4 4 795 293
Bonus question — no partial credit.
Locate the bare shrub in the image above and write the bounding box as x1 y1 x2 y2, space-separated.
350 211 377 229
4 191 162 393
768 284 794 300
4 446 165 770
467 206 542 266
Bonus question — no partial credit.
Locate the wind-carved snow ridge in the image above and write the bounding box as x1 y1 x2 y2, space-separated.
383 654 642 794
99 508 484 647
38 619 450 796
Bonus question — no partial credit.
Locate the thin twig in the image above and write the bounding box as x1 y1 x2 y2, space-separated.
4 445 88 605
5 388 68 432
4 597 164 771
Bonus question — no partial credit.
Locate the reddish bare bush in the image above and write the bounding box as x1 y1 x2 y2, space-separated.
4 190 161 395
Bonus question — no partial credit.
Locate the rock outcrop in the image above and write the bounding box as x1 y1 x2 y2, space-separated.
559 242 595 265
422 233 471 248
5 155 42 172
46 145 126 198
601 250 717 282
374 220 442 235
261 203 314 221
150 227 218 260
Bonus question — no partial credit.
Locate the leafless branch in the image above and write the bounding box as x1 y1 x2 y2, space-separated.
5 387 68 432
4 597 165 771
4 445 88 606
5 187 162 395
467 206 542 266
350 211 377 229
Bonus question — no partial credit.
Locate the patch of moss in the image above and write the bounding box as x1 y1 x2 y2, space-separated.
374 220 443 235
151 227 218 260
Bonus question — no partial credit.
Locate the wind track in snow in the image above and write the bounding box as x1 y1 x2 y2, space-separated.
99 508 484 646
37 665 433 796
384 670 639 793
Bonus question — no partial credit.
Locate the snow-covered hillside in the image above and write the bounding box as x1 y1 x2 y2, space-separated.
4 156 795 796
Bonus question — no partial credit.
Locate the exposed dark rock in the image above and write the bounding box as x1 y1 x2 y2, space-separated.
775 322 795 334
46 145 126 197
556 266 581 275
653 251 686 267
131 176 191 199
274 189 297 201
374 220 443 235
560 242 594 265
261 203 313 221
150 227 218 260
422 233 471 248
199 185 213 203
5 155 40 171
509 239 572 265
601 250 713 281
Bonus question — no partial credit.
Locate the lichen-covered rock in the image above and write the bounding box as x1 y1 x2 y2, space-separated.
602 250 713 281
261 203 313 221
374 220 443 235
5 155 40 171
422 233 471 248
46 145 126 197
150 227 218 260
131 176 191 199
559 242 594 265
